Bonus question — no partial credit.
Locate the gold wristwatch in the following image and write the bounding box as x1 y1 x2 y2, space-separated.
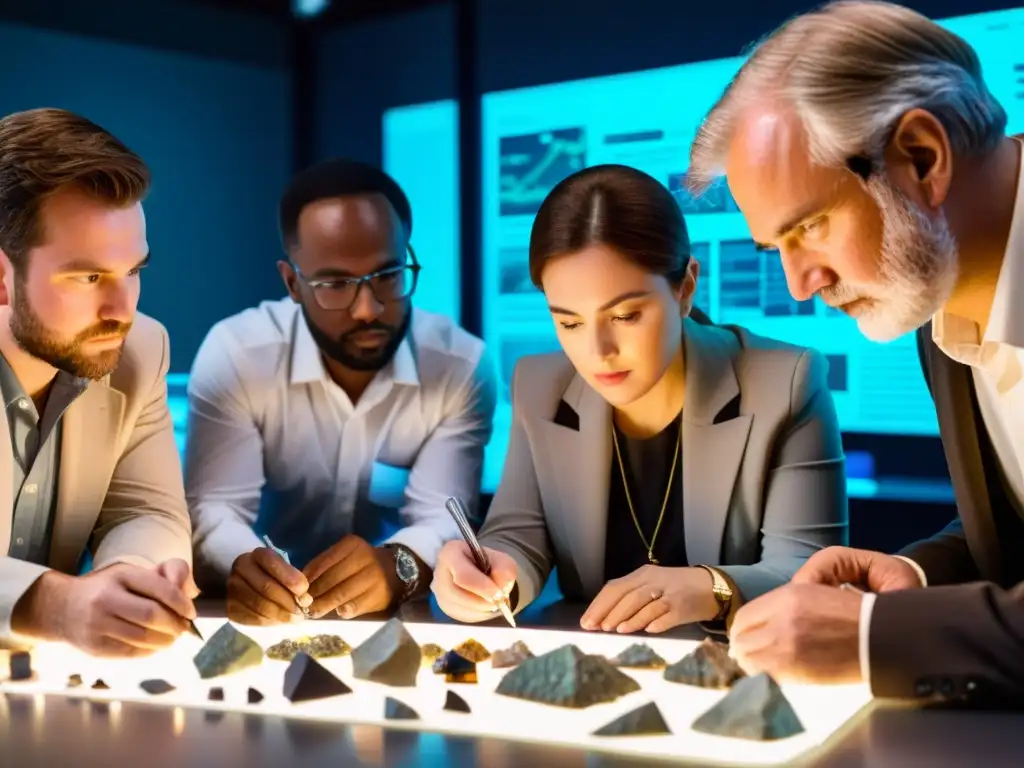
698 564 734 620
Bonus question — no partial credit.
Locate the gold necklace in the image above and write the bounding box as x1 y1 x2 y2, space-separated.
611 418 681 565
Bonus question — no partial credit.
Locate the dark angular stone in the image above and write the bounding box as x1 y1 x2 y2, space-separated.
490 641 533 669
9 651 31 681
496 644 640 708
208 687 224 701
420 643 445 667
593 701 672 736
443 690 471 713
283 652 352 703
691 673 805 741
452 639 490 663
67 674 83 688
664 638 746 689
432 651 478 683
91 679 110 690
140 679 176 695
193 623 264 679
247 687 265 704
384 696 418 720
350 618 421 687
267 635 350 662
613 643 667 669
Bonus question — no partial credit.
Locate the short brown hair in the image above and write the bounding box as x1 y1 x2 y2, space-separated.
0 107 151 270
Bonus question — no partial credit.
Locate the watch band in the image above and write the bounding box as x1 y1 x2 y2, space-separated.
385 543 420 603
697 564 734 620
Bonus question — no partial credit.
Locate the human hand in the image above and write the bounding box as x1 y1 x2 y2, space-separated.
157 558 200 599
729 582 864 684
581 565 720 634
303 535 394 619
227 547 311 625
431 540 517 624
792 546 924 592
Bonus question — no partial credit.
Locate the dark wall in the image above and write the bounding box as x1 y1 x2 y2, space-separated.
0 5 291 373
312 2 455 164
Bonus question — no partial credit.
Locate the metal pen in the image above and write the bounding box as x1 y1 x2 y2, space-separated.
444 497 516 627
262 535 310 618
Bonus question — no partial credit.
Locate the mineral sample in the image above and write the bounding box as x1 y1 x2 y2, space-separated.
490 641 533 669
443 690 471 713
194 623 264 679
420 643 445 667
452 639 490 663
283 652 352 703
496 644 640 708
593 701 672 737
664 638 745 689
91 680 110 690
208 687 224 701
67 674 83 688
350 618 421 687
384 696 419 720
267 635 350 661
691 673 804 741
140 679 176 695
247 687 265 705
613 643 667 669
432 651 477 684
9 652 31 681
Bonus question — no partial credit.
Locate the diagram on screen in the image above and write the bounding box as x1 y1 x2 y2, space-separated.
499 128 587 216
668 173 739 215
718 240 814 320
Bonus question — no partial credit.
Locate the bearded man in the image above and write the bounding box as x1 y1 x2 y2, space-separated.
687 1 1024 704
186 159 496 626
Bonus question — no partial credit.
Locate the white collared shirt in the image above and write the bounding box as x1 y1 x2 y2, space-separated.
859 139 1024 685
185 297 497 583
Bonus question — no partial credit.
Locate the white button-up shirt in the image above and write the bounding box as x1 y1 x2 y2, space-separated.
185 297 497 583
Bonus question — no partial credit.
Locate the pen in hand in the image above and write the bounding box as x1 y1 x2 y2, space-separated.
444 497 516 627
262 535 311 618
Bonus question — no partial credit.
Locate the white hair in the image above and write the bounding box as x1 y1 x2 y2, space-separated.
687 0 1007 193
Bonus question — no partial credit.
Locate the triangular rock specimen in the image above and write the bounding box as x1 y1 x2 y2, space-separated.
490 641 533 669
283 652 352 702
613 643 667 669
432 651 477 683
140 679 175 695
91 680 110 690
9 651 32 680
193 623 264 679
443 690 471 713
496 644 640 708
691 673 804 741
665 638 745 688
350 618 421 687
593 701 672 736
247 687 265 704
384 696 419 720
452 639 490 663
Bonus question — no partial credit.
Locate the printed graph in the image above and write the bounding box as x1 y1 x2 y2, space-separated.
499 128 587 216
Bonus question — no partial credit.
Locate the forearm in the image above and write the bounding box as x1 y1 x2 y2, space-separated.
713 559 803 604
9 570 73 643
898 518 979 586
93 512 193 571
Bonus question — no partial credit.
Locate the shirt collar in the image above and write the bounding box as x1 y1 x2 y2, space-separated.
289 309 420 388
0 352 88 411
933 139 1024 356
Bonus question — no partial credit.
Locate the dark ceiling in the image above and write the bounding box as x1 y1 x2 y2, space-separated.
175 0 448 24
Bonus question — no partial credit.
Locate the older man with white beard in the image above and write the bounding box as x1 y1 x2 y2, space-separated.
686 0 1024 704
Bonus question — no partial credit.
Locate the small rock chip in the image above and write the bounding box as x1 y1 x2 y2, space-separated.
208 687 224 701
452 639 490 663
443 689 471 713
420 643 445 667
593 701 672 736
613 643 667 669
140 679 176 695
432 651 478 684
91 679 110 690
664 638 745 689
384 696 419 720
67 674 83 688
490 641 533 669
247 687 265 705
9 651 32 681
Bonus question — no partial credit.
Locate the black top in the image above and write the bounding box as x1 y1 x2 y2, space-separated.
604 415 687 581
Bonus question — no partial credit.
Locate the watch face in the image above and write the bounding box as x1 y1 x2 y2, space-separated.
395 548 419 583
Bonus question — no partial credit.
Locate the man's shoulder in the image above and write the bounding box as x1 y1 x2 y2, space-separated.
205 296 298 351
409 308 487 381
108 312 169 395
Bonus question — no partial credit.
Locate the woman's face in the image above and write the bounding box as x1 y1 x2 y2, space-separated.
540 244 697 408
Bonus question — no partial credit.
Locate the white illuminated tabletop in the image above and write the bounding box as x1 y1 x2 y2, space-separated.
0 618 874 766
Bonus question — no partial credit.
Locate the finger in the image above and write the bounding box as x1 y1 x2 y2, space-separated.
485 550 518 595
334 582 381 619
303 536 361 585
431 566 498 616
581 579 633 630
117 567 196 621
448 546 504 602
228 573 299 624
108 589 189 637
227 596 283 627
600 587 665 632
235 556 305 616
307 554 366 600
728 623 778 674
308 565 381 618
727 592 779 639
617 597 671 634
644 605 686 634
253 548 309 596
90 636 159 659
103 614 179 650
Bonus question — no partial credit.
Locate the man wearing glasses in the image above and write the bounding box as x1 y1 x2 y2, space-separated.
185 159 496 624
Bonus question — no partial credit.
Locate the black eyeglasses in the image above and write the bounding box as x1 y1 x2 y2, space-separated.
291 247 421 312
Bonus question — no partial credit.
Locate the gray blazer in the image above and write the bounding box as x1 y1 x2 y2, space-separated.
479 316 848 613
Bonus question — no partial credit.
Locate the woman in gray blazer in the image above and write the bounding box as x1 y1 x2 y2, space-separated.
432 164 848 634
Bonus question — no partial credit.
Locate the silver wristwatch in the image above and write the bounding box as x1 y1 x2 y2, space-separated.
385 543 420 603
